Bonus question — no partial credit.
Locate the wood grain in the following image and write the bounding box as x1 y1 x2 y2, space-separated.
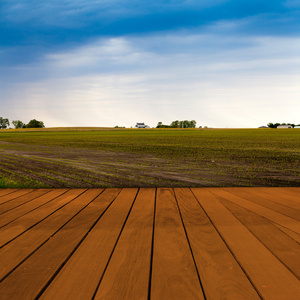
219 196 300 279
0 189 20 198
0 189 51 214
211 189 300 234
95 188 155 300
237 187 300 210
151 188 204 300
224 187 300 221
0 189 85 247
0 188 298 300
0 189 87 279
0 189 35 205
0 189 119 300
0 189 68 228
192 188 300 300
40 188 138 300
175 188 259 300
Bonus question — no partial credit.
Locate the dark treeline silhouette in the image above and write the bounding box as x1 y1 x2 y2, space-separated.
0 117 45 129
157 120 197 128
267 122 299 128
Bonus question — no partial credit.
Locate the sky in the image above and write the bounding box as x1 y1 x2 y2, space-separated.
1 0 300 128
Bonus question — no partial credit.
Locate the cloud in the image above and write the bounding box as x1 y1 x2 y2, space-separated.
1 0 299 48
2 31 300 127
1 1 300 128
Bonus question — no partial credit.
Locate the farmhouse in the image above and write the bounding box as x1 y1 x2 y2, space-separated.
135 122 150 128
277 125 293 128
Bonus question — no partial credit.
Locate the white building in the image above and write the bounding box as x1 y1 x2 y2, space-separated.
277 125 293 128
135 122 150 128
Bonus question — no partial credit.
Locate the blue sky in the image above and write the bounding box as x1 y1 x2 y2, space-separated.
1 0 300 128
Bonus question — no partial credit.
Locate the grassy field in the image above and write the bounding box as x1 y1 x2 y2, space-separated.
0 127 299 187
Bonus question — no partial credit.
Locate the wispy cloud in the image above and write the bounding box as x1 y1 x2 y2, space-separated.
1 1 300 127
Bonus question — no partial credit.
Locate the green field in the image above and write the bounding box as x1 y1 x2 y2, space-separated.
0 128 299 187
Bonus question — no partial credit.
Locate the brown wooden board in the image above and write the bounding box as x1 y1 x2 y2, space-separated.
0 189 87 280
287 188 300 197
0 189 86 247
238 188 300 211
192 188 300 300
272 223 300 244
151 188 204 300
0 189 68 228
175 188 260 300
0 189 35 205
0 189 51 215
0 189 20 198
224 188 300 221
219 196 300 279
94 188 155 299
211 189 300 234
0 189 122 300
263 188 300 203
40 188 138 300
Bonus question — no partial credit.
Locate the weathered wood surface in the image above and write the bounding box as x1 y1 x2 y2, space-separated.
0 188 299 300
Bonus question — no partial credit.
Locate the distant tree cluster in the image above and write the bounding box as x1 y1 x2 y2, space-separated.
0 117 45 129
267 122 299 128
157 120 197 128
0 117 10 129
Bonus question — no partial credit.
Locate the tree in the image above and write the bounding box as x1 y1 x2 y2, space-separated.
158 120 198 128
26 119 45 128
12 120 25 129
268 122 296 128
267 123 280 128
170 120 180 128
0 117 10 129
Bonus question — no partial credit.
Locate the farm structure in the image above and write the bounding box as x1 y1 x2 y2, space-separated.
135 122 150 128
277 125 293 128
0 187 299 299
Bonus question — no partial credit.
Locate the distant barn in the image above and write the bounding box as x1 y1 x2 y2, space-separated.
277 125 293 128
135 122 150 128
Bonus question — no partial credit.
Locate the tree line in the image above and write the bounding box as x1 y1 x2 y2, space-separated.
157 120 197 128
267 123 299 128
0 117 45 129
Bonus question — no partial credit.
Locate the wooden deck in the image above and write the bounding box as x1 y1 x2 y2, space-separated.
0 188 299 300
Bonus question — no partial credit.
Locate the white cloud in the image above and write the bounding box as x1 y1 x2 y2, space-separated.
2 32 300 128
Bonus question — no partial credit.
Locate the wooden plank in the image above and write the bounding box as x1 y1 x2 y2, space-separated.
239 188 300 211
192 188 300 300
94 188 155 300
0 189 35 205
211 189 300 234
0 189 84 247
223 188 300 221
287 188 300 197
0 189 121 300
219 196 300 279
151 188 204 300
40 188 138 300
264 188 300 203
0 189 87 280
272 223 300 244
0 189 20 198
174 188 260 300
0 189 68 228
0 189 51 215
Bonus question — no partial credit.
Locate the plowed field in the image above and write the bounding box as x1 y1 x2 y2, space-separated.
0 128 299 187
